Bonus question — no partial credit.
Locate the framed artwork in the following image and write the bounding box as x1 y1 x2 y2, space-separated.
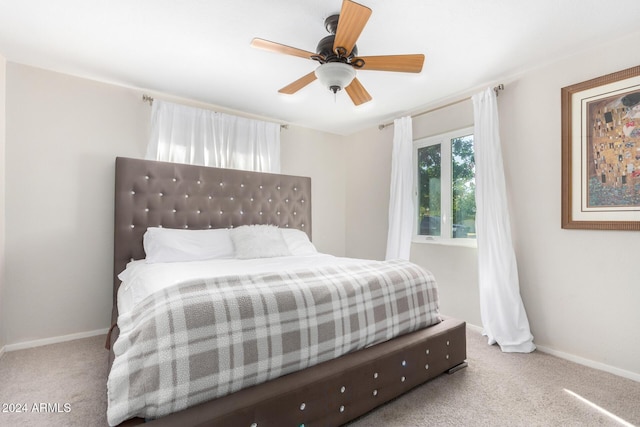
561 65 640 230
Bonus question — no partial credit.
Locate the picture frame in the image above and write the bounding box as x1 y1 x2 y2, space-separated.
561 65 640 230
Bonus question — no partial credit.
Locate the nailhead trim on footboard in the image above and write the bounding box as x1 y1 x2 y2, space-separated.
120 317 466 427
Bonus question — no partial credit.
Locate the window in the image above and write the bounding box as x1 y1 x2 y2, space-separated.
415 127 476 241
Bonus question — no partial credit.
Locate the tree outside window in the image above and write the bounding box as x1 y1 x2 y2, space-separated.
416 128 476 240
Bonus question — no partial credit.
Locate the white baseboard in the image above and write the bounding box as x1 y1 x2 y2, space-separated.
464 323 640 383
535 344 640 383
0 345 5 360
3 328 109 353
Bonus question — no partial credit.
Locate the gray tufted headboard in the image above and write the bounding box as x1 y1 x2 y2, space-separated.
112 157 312 315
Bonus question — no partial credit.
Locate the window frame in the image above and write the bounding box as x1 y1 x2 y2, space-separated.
413 126 477 247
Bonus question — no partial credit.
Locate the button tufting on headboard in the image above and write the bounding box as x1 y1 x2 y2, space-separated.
113 157 312 312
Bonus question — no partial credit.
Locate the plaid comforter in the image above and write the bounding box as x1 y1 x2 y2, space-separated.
107 259 440 426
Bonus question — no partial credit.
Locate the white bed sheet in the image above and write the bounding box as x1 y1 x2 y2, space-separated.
117 254 369 316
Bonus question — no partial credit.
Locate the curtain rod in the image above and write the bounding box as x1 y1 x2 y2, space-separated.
141 94 289 130
378 84 504 130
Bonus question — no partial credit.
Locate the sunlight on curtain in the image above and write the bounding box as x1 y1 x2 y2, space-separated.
385 116 414 260
146 100 280 173
472 87 535 353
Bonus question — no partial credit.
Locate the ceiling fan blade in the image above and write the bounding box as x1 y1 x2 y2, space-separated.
353 54 425 73
278 71 317 94
251 38 317 60
333 0 372 57
345 78 372 105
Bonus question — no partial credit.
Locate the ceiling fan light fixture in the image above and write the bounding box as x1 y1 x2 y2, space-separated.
315 62 356 94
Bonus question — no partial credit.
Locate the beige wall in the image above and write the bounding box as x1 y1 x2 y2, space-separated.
345 100 481 326
5 63 148 344
345 31 640 378
345 125 392 261
2 63 346 347
0 54 6 353
410 100 481 326
280 126 346 256
500 31 640 378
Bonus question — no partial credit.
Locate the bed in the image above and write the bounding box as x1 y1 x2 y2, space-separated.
108 156 467 426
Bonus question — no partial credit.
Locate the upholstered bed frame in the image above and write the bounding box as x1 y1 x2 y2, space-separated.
110 157 467 426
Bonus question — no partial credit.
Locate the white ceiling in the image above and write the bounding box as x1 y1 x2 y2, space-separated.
1 0 640 135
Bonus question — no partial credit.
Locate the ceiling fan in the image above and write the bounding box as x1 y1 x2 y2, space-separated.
250 0 425 105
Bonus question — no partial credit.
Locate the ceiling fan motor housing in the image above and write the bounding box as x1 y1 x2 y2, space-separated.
317 15 357 63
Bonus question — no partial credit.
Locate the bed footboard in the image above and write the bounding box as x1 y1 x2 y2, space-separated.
119 317 466 427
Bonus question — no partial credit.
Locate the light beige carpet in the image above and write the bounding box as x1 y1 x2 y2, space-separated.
0 334 108 426
0 327 638 427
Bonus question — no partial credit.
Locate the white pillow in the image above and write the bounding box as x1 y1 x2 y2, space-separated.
143 227 235 263
280 228 317 256
230 225 291 259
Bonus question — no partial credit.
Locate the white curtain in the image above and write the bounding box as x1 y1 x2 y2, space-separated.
146 99 281 173
385 116 414 260
472 88 535 353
